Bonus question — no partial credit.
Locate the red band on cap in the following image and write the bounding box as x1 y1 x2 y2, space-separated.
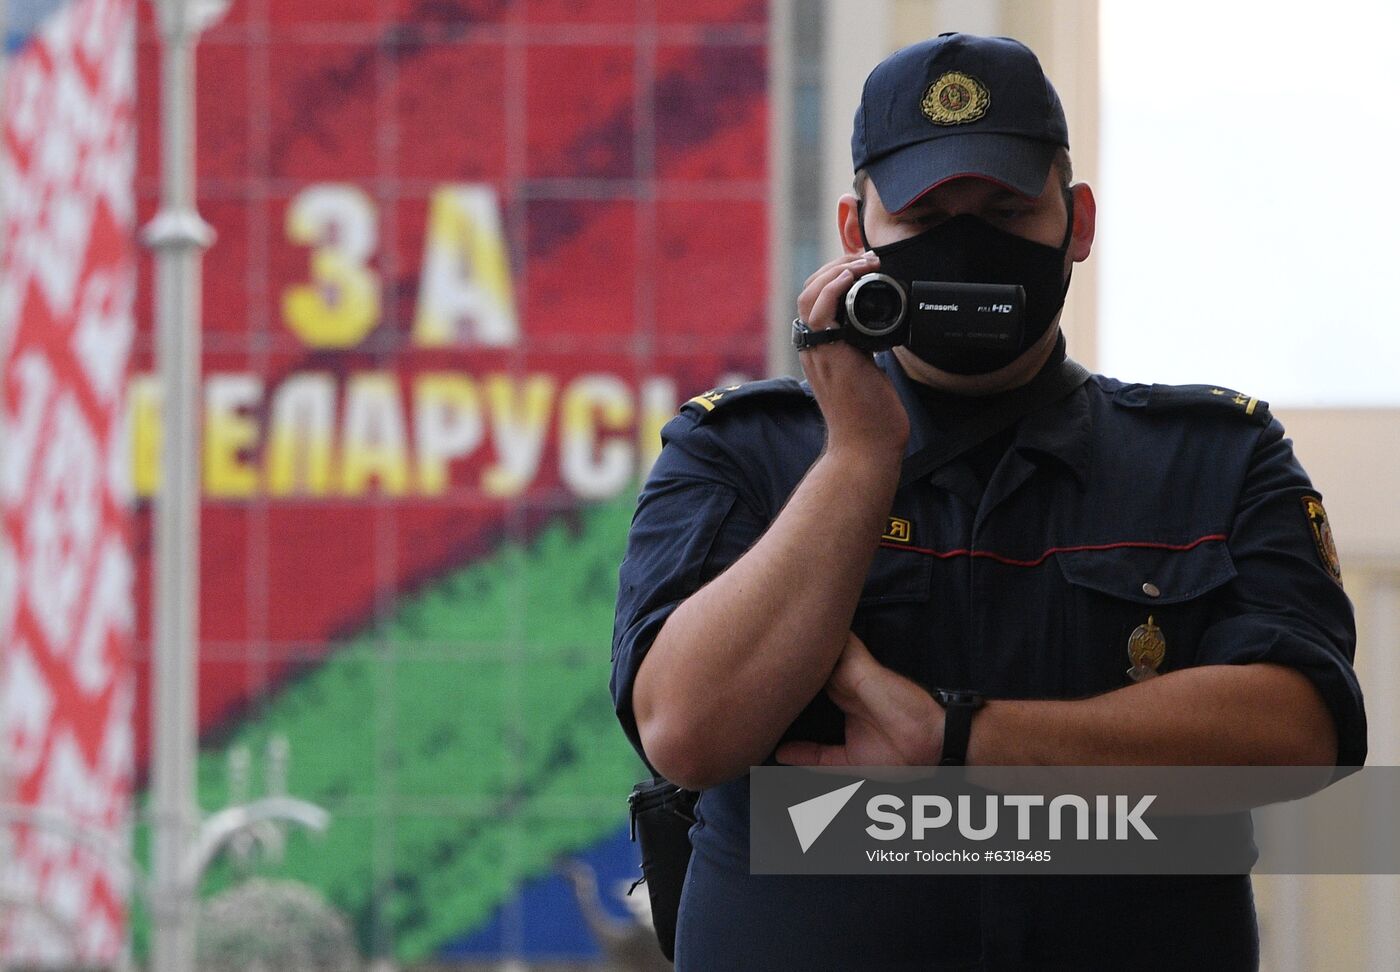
895 172 1036 213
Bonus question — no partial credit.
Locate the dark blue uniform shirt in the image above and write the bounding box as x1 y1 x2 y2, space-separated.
611 352 1366 971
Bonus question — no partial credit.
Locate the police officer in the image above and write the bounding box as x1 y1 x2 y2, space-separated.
611 33 1365 970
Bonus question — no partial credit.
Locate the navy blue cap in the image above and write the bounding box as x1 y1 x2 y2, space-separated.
852 33 1069 213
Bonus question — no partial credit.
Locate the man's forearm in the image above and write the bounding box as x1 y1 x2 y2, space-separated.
633 444 900 788
967 662 1338 767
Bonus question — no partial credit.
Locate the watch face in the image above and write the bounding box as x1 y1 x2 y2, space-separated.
791 319 811 349
792 320 844 351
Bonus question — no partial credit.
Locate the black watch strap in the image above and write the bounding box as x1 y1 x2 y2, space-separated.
791 317 846 351
934 689 985 766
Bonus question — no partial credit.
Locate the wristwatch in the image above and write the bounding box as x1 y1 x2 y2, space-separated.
791 317 846 351
933 688 986 766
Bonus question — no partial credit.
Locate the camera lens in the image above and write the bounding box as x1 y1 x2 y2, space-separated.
846 274 906 336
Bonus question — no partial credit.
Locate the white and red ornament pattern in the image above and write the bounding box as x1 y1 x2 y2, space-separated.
1 0 136 961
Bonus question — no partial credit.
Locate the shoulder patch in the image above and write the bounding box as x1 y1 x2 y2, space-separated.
1301 495 1344 587
1113 383 1271 427
679 377 814 424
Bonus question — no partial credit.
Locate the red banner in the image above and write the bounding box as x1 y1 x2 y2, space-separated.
1 0 137 961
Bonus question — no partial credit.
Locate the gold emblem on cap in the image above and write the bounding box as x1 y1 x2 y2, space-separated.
922 71 990 126
1126 616 1166 682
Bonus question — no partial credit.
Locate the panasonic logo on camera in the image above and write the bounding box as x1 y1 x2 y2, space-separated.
918 302 960 312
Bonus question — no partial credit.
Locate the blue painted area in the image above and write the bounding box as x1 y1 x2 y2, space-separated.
438 824 645 960
6 0 71 53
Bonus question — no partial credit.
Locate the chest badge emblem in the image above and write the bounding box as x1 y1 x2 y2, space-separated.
1126 616 1166 682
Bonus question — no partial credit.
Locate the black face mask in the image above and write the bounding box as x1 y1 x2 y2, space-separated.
863 191 1075 375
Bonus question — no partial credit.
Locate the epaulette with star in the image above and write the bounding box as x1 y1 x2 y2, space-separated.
678 377 814 424
1113 383 1272 427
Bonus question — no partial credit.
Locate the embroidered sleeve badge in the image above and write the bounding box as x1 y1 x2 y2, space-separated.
1301 495 1344 587
922 71 990 125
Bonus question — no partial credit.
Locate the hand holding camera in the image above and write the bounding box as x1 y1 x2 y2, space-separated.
794 252 909 461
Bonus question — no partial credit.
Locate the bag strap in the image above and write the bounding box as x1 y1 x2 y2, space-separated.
898 357 1090 489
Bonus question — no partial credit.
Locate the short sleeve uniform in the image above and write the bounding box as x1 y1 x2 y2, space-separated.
611 353 1366 971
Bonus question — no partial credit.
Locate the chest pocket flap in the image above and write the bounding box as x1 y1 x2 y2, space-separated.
1056 541 1237 604
1051 540 1238 691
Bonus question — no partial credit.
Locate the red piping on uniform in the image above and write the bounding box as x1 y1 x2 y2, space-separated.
878 533 1229 568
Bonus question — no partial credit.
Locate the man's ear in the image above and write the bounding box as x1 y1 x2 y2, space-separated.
1068 183 1097 263
838 193 866 255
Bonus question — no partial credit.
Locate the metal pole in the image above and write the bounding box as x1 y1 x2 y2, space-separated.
765 0 795 379
141 0 222 968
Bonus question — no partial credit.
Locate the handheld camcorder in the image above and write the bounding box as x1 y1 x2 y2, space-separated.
837 274 1026 353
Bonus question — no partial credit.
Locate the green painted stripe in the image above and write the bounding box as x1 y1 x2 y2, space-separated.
132 496 647 960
